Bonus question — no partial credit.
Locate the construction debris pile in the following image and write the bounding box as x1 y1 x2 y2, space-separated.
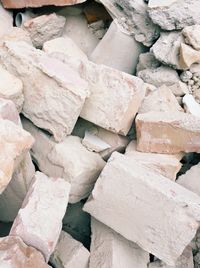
0 0 200 267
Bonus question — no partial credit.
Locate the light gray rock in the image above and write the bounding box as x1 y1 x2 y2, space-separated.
136 52 160 73
183 25 200 51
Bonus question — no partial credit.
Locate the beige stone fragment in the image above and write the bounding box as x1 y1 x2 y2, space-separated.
50 231 90 268
0 3 13 37
0 236 50 268
84 152 200 265
183 94 200 116
136 111 200 153
125 141 182 180
1 27 32 45
10 171 71 262
179 43 200 69
183 25 200 50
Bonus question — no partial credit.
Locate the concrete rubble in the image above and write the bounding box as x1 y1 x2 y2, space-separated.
1 1 200 267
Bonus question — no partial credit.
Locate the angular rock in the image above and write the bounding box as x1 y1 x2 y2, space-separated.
125 141 182 180
1 0 86 8
0 65 24 112
0 236 50 268
1 27 32 45
10 171 71 262
90 20 145 74
0 4 13 37
179 43 200 69
183 94 200 116
136 111 200 153
50 231 90 268
84 152 200 265
0 119 33 194
136 52 161 73
0 41 88 142
99 0 160 46
90 218 149 268
23 13 66 48
148 0 200 31
22 117 105 203
152 31 184 70
0 98 20 125
43 37 88 61
139 86 183 114
183 25 200 51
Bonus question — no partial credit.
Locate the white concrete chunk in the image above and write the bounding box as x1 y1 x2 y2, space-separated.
10 171 71 262
183 94 200 116
84 152 200 265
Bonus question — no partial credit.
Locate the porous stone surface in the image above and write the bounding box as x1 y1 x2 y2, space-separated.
10 171 71 262
0 236 50 268
84 152 200 265
179 43 200 69
90 218 149 268
0 41 88 142
183 25 200 51
50 231 90 268
136 111 200 153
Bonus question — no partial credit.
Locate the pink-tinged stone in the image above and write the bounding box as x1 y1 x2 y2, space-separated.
0 98 20 125
84 152 200 265
0 236 50 268
136 111 200 154
1 0 86 9
10 171 71 261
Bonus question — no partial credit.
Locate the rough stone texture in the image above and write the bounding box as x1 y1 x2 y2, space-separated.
90 20 145 74
139 86 183 114
80 61 146 135
0 41 88 142
90 218 149 268
1 27 32 45
125 141 182 180
50 231 90 268
43 37 88 61
183 25 200 51
10 171 71 262
23 13 66 48
99 0 160 46
22 117 105 203
152 31 184 70
179 43 200 69
1 0 86 8
136 52 161 73
183 94 200 116
0 65 24 112
0 4 13 37
0 236 50 268
0 119 33 194
136 111 200 153
148 246 194 268
84 152 200 265
148 0 200 31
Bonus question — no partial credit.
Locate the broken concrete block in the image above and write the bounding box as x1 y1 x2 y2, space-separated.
1 0 86 8
80 62 146 135
22 117 105 203
179 43 200 69
125 141 182 180
148 246 194 268
84 152 200 265
183 94 200 117
0 65 24 112
152 31 184 70
50 231 90 268
0 236 50 268
183 25 200 51
99 0 160 46
22 13 66 48
43 37 88 61
10 171 71 262
0 119 34 194
0 3 13 37
90 218 149 268
139 86 183 114
136 111 200 153
90 20 145 74
148 0 200 31
0 41 88 142
136 52 161 73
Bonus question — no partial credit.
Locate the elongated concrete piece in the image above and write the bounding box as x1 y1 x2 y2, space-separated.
90 218 149 268
50 231 90 268
84 152 200 265
0 41 88 142
10 171 71 262
136 111 200 153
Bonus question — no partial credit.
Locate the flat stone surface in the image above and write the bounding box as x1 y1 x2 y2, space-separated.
183 25 200 51
0 3 13 37
136 111 200 153
84 152 200 265
90 218 149 268
182 94 200 116
0 41 88 142
50 231 90 268
0 236 50 268
179 43 200 69
10 171 71 261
